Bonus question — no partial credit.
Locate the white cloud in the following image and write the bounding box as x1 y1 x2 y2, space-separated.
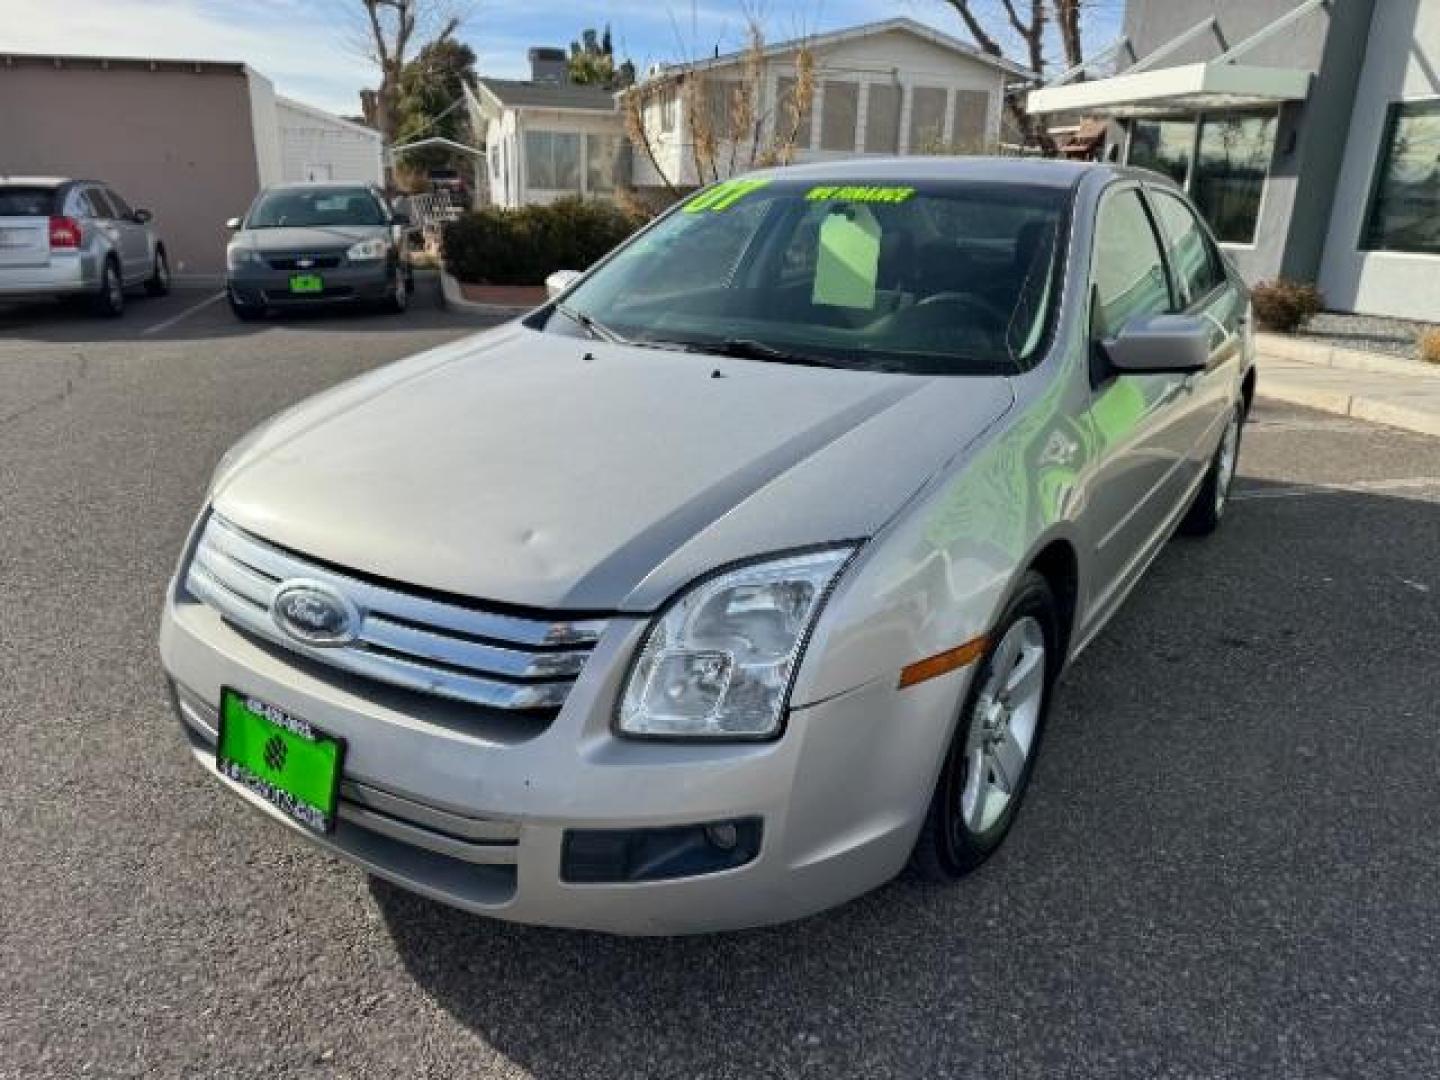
2 0 375 114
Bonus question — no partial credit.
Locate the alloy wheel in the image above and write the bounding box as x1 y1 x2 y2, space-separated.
1215 410 1241 517
960 616 1047 835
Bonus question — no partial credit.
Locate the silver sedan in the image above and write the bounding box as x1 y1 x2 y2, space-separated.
160 158 1253 934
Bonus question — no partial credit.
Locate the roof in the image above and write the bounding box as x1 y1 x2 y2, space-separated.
645 17 1034 82
743 155 1099 189
0 51 248 75
274 95 383 142
475 77 617 113
1028 61 1311 117
0 176 71 187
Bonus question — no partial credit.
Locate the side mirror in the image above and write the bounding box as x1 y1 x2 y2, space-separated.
392 210 413 227
132 208 153 224
225 217 242 231
545 269 582 300
1102 313 1210 375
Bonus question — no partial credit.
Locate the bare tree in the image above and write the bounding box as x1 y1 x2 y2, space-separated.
352 0 467 153
621 16 815 195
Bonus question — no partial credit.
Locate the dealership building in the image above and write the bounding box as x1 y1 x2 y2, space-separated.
1030 0 1439 320
0 53 383 280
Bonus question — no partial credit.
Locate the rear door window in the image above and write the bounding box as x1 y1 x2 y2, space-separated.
104 188 135 219
0 187 58 216
87 187 119 219
1151 190 1224 305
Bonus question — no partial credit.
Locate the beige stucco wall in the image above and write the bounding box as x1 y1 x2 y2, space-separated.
0 59 264 279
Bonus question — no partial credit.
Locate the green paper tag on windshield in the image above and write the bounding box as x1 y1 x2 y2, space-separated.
813 204 881 310
684 178 771 213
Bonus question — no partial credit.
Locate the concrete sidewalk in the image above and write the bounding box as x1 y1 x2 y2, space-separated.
1257 333 1440 438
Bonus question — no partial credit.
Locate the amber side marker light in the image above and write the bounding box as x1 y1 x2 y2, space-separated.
897 636 989 689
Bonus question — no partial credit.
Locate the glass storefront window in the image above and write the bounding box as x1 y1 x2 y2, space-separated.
1127 119 1193 186
1192 113 1277 244
1363 100 1440 254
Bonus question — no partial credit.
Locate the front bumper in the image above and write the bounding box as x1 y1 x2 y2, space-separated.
228 259 396 308
159 567 966 935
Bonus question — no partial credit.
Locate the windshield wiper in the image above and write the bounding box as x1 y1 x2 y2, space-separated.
554 304 626 344
675 338 850 369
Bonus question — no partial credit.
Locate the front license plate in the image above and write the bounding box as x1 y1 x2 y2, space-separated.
216 689 345 834
289 273 324 294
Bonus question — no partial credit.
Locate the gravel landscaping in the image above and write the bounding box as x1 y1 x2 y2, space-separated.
1295 311 1438 360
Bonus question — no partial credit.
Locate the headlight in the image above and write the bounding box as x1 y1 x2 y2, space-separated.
617 547 855 740
346 238 389 261
226 245 259 270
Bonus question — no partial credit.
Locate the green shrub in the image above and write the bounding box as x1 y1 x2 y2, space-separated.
442 198 644 286
1419 327 1440 365
1250 279 1325 333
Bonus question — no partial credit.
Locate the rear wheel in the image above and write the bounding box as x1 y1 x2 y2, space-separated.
145 247 171 296
92 258 124 317
909 572 1057 881
1179 405 1242 536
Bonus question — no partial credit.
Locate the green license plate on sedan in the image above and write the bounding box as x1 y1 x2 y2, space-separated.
289 273 324 294
216 689 345 835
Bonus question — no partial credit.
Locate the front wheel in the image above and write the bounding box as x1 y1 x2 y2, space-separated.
385 264 409 314
145 247 171 296
909 571 1058 881
1179 405 1242 536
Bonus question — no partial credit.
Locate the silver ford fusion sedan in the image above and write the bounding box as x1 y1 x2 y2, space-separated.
161 159 1254 934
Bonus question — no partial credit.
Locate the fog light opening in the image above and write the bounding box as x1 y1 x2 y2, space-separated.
706 823 739 851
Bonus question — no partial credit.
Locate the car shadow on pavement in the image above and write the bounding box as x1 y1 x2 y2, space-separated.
0 272 499 343
370 477 1440 1078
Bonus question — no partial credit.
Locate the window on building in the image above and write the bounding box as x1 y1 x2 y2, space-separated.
525 130 581 191
953 90 990 147
820 81 859 151
1362 99 1440 255
775 76 812 150
1192 113 1276 244
1092 188 1175 336
1127 119 1193 186
865 83 902 154
1151 190 1225 303
586 133 620 194
660 89 677 134
702 80 737 139
909 86 948 153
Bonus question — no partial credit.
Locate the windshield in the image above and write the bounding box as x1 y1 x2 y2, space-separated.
545 178 1071 375
246 188 386 229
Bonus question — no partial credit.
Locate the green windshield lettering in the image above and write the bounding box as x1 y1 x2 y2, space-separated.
684 178 771 213
806 185 916 205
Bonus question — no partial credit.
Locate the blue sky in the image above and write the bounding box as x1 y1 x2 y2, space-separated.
3 0 1123 116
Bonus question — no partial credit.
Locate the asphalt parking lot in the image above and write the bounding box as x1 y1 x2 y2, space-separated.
2 281 1438 1079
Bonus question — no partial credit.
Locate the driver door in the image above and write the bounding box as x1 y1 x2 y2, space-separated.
1081 185 1193 618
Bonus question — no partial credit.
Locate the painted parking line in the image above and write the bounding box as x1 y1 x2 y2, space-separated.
140 291 226 336
1233 476 1440 501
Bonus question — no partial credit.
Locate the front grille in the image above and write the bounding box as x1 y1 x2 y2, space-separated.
266 254 343 270
185 514 607 713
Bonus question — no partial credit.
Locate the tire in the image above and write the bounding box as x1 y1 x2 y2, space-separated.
1179 404 1242 537
909 571 1059 881
92 258 124 317
385 265 409 315
228 292 264 322
145 247 171 297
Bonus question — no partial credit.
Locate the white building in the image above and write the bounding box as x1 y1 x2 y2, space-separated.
465 19 1032 208
271 96 384 185
629 18 1031 190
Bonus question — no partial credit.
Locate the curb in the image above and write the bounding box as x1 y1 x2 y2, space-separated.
437 267 536 318
1256 332 1440 381
1257 380 1440 439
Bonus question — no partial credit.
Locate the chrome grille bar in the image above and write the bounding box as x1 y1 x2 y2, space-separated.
185 514 606 711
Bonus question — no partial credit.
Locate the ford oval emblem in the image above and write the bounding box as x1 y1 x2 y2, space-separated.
271 580 360 647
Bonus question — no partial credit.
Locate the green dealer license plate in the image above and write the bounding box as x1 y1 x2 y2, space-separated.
216 689 345 834
289 273 324 294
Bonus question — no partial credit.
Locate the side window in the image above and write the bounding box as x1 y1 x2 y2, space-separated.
87 187 117 219
1092 188 1174 337
105 188 134 219
1152 191 1224 304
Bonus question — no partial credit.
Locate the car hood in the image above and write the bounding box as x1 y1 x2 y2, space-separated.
212 326 1014 611
237 225 386 252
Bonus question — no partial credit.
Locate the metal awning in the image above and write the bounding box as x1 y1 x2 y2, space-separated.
1028 0 1324 117
1028 61 1311 117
